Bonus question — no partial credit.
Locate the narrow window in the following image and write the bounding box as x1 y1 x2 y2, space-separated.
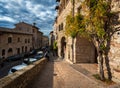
18 37 20 42
25 46 27 52
2 49 5 56
8 37 12 43
28 39 30 43
17 48 20 54
25 39 27 43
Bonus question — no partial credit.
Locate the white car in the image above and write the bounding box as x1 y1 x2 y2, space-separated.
23 58 37 65
8 63 27 74
37 51 43 55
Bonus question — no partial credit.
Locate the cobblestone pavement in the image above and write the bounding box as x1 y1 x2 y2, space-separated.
27 55 120 88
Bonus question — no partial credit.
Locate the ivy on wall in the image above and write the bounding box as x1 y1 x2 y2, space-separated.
65 0 117 81
65 13 85 38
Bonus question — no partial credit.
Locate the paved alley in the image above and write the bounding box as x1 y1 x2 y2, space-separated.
26 57 108 88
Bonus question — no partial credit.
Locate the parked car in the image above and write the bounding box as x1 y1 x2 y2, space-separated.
7 54 23 62
34 54 43 60
29 50 37 55
8 63 27 74
23 58 37 65
37 51 43 55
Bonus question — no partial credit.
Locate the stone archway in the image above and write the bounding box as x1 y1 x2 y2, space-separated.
61 37 66 59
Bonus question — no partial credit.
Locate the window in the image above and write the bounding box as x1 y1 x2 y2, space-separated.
18 37 20 42
25 46 27 52
25 39 27 43
28 39 30 43
77 6 81 14
17 48 20 54
22 46 24 53
61 23 63 30
8 37 12 43
59 23 64 31
8 48 12 53
2 49 5 56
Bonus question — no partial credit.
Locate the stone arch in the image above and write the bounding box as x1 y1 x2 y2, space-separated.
61 37 66 58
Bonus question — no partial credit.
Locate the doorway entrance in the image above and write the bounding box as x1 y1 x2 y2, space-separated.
61 37 66 59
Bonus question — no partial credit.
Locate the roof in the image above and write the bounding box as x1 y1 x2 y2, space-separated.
0 27 33 35
15 22 39 30
15 22 32 27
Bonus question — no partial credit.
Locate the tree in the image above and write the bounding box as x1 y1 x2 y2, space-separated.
65 11 85 62
65 0 120 81
83 0 120 80
53 41 58 56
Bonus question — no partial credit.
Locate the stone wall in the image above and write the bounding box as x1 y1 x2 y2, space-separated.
107 0 120 82
0 58 47 88
108 32 120 82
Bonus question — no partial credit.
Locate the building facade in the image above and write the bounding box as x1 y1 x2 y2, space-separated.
107 0 120 82
54 0 120 82
0 22 43 59
49 31 55 50
42 35 49 47
54 0 96 63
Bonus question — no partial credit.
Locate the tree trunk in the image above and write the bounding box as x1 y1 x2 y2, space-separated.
104 38 112 80
105 55 112 80
98 50 105 80
97 41 105 81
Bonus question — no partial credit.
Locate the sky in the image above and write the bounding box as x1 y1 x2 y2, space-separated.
0 0 57 36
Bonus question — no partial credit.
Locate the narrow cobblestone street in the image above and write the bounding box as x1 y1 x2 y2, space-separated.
26 55 119 88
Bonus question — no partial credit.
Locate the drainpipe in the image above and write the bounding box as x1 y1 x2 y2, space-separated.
72 0 75 17
72 0 75 63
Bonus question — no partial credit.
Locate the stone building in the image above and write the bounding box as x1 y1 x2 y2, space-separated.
15 22 43 50
37 31 43 49
0 27 33 59
42 35 49 47
54 0 97 63
54 0 120 82
49 31 55 50
0 22 43 60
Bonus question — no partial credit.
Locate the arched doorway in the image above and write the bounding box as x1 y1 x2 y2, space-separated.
75 36 98 63
61 37 66 59
8 48 13 57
